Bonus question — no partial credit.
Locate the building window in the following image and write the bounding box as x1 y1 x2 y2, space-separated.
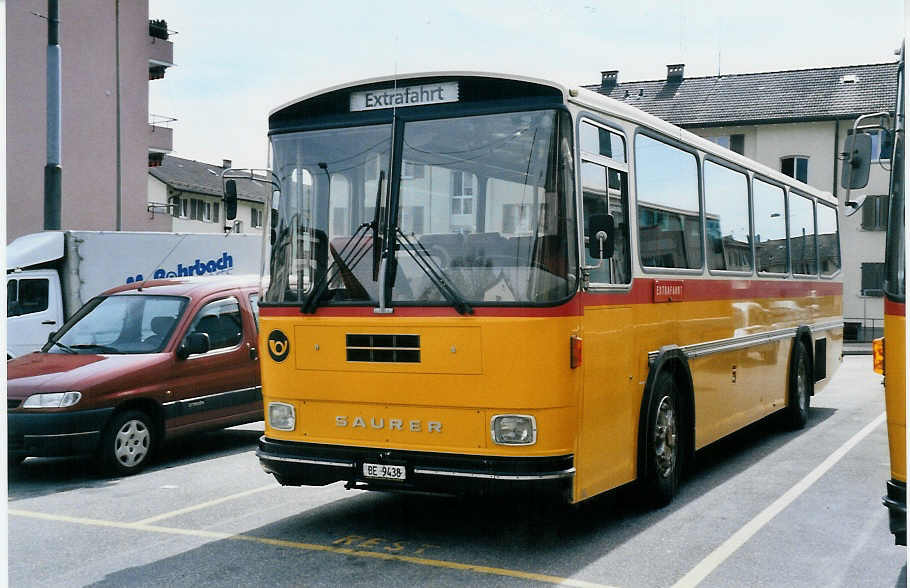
780 156 808 183
251 207 263 229
707 134 745 155
861 262 885 296
181 198 189 218
868 129 893 161
451 171 474 216
213 202 220 223
861 194 890 231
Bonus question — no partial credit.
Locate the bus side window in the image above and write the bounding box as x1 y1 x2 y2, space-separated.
582 161 630 284
817 203 841 276
753 179 788 274
704 160 752 272
634 134 703 270
788 192 817 276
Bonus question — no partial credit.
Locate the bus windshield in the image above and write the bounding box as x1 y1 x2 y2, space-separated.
266 109 577 307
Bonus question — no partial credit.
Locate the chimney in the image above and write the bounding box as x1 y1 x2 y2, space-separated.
666 63 684 82
222 159 232 169
600 70 618 89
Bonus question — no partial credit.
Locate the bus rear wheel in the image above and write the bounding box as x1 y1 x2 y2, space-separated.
643 371 681 506
784 340 812 430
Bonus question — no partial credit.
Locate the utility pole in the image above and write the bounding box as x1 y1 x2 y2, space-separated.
44 0 62 230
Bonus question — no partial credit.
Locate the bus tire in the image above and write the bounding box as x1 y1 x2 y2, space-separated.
784 339 812 430
100 410 155 476
643 371 681 506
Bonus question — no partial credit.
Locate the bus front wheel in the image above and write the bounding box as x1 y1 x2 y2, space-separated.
643 371 681 506
784 340 812 430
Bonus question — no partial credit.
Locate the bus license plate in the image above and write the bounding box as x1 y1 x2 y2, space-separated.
363 463 406 481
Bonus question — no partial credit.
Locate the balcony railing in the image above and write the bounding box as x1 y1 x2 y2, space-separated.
148 115 176 154
148 19 175 79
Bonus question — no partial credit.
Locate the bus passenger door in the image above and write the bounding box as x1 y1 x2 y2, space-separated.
575 138 639 501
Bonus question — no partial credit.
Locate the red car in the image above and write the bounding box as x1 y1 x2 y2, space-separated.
7 276 262 475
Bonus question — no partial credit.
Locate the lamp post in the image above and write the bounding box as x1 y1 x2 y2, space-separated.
44 0 61 230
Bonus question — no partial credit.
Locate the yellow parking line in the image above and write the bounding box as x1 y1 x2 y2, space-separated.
9 508 614 587
134 483 279 524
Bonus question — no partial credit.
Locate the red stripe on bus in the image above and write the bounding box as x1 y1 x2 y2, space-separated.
258 278 842 318
885 298 906 317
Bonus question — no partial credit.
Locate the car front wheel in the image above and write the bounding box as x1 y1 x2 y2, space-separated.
101 410 155 475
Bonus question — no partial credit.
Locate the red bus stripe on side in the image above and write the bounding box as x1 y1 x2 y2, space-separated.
884 298 906 317
258 278 843 318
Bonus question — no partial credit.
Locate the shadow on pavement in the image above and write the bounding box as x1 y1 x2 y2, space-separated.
8 424 263 501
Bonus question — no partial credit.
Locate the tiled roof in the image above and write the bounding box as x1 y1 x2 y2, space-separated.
149 155 265 203
585 62 899 127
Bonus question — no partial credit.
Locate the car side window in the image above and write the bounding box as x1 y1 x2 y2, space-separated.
184 297 243 352
249 293 260 331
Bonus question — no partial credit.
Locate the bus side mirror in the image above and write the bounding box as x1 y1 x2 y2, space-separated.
588 213 615 260
224 179 238 221
841 132 873 190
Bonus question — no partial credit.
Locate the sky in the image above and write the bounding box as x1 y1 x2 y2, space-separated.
149 0 905 170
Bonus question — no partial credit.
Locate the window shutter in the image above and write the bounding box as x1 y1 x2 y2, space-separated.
861 196 877 230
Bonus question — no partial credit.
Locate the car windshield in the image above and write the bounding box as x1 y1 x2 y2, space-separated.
45 294 188 355
266 109 577 308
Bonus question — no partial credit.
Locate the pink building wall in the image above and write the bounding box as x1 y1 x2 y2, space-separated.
6 0 171 242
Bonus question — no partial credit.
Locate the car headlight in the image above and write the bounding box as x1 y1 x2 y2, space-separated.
268 402 296 431
22 391 82 409
491 414 537 445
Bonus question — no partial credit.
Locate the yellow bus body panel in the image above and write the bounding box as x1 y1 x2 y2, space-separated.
884 310 906 484
260 288 841 504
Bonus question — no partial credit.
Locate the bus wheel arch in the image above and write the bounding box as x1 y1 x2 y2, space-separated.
784 331 814 429
638 346 695 505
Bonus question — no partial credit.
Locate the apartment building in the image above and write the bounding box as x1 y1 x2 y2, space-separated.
6 0 175 241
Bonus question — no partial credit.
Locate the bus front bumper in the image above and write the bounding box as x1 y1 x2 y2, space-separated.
257 436 574 499
883 479 907 546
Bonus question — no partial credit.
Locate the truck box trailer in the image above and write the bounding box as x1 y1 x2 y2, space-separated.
6 231 261 358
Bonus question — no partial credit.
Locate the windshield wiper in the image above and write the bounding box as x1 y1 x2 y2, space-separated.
396 229 473 315
69 344 118 354
300 222 374 314
51 341 77 354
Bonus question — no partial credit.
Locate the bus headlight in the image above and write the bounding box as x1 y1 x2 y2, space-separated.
268 402 296 431
22 391 82 409
491 414 537 445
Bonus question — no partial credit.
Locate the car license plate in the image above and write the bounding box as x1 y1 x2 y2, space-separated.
363 463 406 481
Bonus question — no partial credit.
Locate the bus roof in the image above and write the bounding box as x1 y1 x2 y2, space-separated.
271 71 836 206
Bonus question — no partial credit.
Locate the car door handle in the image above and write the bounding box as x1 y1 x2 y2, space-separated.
249 347 258 360
41 320 56 325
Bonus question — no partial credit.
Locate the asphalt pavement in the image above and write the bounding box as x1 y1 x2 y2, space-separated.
6 355 906 587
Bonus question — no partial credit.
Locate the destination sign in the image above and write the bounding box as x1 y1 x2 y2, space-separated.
350 82 459 112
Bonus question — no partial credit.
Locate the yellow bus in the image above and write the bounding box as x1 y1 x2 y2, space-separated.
252 73 843 506
868 48 905 546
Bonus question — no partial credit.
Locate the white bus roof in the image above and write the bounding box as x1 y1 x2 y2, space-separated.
271 71 836 205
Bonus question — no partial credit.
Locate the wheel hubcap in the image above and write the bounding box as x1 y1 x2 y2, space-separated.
114 419 150 467
654 396 677 478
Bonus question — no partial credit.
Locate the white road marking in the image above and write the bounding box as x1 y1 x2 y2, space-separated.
134 483 279 524
672 412 886 588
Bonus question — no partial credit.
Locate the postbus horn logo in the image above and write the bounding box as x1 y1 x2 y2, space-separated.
267 330 290 362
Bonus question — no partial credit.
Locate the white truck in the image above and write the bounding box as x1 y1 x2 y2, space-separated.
6 231 262 359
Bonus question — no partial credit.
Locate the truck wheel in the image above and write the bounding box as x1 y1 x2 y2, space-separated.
643 371 681 506
101 410 155 475
784 340 811 430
